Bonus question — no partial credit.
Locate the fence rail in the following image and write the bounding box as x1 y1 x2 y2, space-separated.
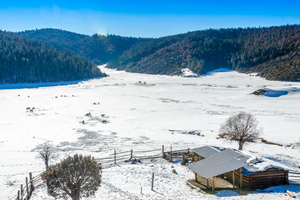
16 145 189 199
16 172 37 200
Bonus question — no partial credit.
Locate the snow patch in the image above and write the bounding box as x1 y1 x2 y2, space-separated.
180 68 198 77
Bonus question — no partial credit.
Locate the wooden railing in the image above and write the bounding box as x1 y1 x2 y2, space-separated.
15 172 44 200
15 145 190 199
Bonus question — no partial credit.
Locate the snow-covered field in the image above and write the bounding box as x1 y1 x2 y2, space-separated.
1 65 300 199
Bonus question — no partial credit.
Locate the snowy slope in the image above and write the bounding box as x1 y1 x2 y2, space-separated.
1 65 300 199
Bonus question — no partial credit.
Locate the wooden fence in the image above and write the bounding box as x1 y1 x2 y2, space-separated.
15 172 44 200
95 145 190 167
15 145 190 199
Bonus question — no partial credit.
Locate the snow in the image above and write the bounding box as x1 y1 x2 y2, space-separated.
246 155 292 172
1 65 300 199
180 68 198 77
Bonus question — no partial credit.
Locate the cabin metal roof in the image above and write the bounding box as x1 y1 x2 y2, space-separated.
188 148 250 179
191 145 224 158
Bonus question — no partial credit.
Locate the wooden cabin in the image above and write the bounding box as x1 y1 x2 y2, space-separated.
221 167 289 189
189 146 289 190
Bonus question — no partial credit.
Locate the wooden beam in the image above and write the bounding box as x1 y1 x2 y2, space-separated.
207 178 209 187
151 173 154 191
233 170 235 189
212 177 215 192
114 149 116 164
240 173 243 188
20 184 23 199
286 190 296 198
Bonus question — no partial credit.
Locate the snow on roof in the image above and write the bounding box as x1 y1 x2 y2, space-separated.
189 146 291 178
242 156 291 175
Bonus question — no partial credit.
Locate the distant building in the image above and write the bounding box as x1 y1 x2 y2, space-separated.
188 146 289 190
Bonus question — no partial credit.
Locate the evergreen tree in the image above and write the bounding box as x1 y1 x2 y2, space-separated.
42 154 102 200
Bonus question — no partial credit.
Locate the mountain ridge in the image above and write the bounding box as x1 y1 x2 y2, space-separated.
0 30 105 84
17 25 300 81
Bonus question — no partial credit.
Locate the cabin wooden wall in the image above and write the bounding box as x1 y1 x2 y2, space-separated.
222 168 288 189
247 168 288 189
222 170 250 188
193 154 205 162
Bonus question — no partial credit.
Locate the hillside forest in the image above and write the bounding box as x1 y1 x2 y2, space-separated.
0 30 105 83
3 25 300 83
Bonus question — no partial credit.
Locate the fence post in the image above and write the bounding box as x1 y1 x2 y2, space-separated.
20 184 23 199
130 149 133 160
170 145 173 162
29 172 33 196
162 145 164 158
26 177 29 194
17 190 20 200
151 173 154 191
114 149 116 164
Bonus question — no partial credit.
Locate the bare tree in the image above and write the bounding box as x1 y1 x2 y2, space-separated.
37 143 57 170
220 111 261 150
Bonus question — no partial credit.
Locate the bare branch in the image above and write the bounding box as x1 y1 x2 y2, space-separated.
220 111 261 150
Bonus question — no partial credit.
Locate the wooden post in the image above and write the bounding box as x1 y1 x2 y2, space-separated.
162 145 164 158
29 172 33 196
240 168 243 189
286 190 296 198
114 149 116 164
140 187 142 194
233 170 235 189
17 190 20 200
212 177 215 192
170 145 173 162
151 173 154 191
207 179 209 187
26 177 29 193
240 173 243 188
130 149 133 160
29 172 33 182
20 184 23 199
195 173 198 182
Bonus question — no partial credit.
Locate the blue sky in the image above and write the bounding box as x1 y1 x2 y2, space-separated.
1 0 300 38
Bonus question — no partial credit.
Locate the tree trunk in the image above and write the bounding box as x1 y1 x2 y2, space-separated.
71 194 80 200
238 141 243 150
71 189 80 200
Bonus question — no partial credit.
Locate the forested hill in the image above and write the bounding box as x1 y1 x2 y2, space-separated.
17 29 144 65
18 25 300 81
0 30 105 84
109 25 300 81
